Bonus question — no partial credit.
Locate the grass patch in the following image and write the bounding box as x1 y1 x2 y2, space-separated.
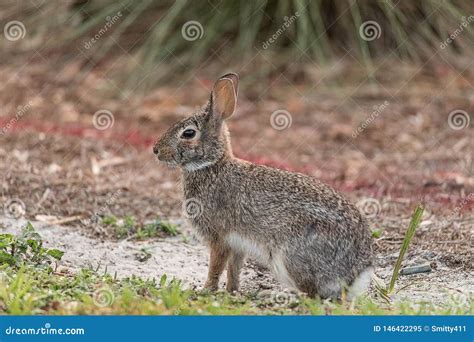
101 215 179 240
371 228 383 238
0 222 64 268
1 262 471 315
0 222 472 315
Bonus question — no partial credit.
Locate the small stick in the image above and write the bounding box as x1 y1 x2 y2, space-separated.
48 215 84 225
400 263 432 276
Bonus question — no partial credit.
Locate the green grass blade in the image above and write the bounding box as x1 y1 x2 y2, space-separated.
388 204 424 293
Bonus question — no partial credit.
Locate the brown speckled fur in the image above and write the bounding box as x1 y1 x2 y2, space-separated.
153 73 373 298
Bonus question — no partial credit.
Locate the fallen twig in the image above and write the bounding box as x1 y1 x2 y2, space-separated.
400 263 432 276
48 215 84 225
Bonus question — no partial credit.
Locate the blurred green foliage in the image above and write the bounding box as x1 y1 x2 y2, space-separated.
2 0 472 89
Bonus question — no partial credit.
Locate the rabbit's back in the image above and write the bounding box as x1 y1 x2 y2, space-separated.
185 159 369 240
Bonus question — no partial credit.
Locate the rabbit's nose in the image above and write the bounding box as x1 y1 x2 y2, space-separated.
153 144 159 155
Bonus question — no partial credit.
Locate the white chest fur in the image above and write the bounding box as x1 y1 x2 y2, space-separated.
226 232 269 263
225 232 296 288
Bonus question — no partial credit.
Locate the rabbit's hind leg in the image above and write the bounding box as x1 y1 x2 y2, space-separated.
283 245 341 299
269 251 297 289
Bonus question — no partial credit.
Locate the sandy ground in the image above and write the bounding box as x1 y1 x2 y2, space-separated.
2 216 471 306
0 216 282 294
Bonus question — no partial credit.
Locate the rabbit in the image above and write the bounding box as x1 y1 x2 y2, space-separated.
153 72 374 299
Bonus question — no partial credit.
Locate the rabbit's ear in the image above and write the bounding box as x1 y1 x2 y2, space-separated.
220 72 239 97
211 74 238 120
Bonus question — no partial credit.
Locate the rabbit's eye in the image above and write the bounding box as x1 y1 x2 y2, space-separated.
181 129 196 139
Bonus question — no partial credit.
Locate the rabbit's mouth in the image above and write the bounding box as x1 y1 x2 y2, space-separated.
160 160 179 168
154 152 179 168
153 144 179 167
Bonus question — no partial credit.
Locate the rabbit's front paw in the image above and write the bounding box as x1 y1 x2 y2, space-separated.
203 281 219 292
